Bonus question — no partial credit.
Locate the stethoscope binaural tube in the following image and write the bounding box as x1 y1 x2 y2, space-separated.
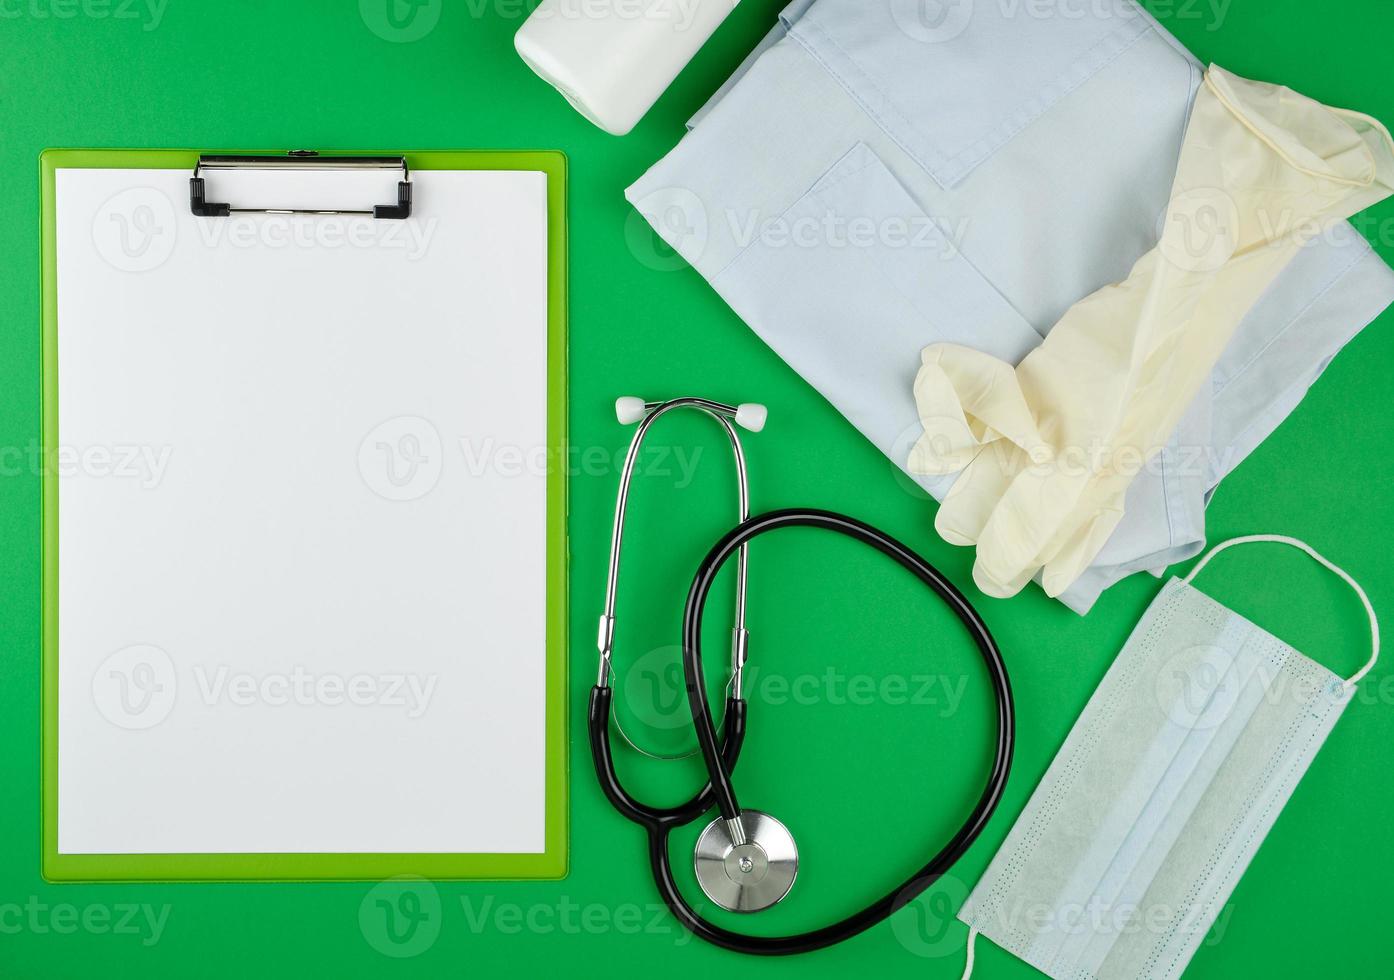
661 508 1016 955
589 395 765 824
597 396 766 754
587 685 746 829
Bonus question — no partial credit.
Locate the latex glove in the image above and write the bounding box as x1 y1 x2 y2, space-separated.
909 66 1394 599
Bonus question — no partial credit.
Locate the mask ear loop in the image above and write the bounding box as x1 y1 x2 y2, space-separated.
960 925 980 980
1183 534 1380 691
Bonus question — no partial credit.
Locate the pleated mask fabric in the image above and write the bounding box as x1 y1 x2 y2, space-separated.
956 535 1380 980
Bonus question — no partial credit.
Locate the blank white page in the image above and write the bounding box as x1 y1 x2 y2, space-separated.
55 166 549 854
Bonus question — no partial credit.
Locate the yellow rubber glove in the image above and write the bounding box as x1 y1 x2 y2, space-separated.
909 66 1394 599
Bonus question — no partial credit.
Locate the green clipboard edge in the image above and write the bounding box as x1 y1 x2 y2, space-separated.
39 149 569 882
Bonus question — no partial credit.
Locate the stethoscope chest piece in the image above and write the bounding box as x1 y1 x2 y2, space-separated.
693 810 798 913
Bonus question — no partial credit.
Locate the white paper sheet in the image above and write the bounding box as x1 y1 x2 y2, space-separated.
55 166 550 854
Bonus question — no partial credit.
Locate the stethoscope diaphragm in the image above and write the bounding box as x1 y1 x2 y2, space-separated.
693 810 798 913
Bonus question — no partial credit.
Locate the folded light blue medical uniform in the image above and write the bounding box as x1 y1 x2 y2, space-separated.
626 0 1394 613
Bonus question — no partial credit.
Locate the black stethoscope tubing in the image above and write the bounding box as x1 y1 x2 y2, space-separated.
589 508 1015 955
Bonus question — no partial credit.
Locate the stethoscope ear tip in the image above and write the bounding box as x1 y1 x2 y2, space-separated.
735 403 767 432
615 396 648 425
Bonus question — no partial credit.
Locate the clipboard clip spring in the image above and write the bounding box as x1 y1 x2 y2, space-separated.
189 151 413 219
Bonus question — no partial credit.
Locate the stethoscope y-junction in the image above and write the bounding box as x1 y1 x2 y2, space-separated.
591 395 1017 955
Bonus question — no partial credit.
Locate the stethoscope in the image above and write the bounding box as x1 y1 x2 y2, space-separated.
591 395 1016 956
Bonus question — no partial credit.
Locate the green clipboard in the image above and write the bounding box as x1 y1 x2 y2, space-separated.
40 149 568 882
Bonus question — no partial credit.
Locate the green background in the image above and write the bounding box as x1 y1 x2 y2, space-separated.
2 0 1391 977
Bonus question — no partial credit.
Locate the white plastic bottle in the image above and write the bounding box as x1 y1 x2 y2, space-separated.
515 0 740 136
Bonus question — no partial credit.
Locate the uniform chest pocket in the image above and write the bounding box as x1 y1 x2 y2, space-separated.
711 141 1041 473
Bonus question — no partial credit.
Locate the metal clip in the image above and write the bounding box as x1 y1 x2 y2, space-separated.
189 151 413 218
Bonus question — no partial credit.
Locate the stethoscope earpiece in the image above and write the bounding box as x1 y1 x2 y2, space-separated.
734 403 767 432
614 395 648 425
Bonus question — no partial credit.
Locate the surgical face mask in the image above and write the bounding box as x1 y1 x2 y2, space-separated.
955 535 1379 980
